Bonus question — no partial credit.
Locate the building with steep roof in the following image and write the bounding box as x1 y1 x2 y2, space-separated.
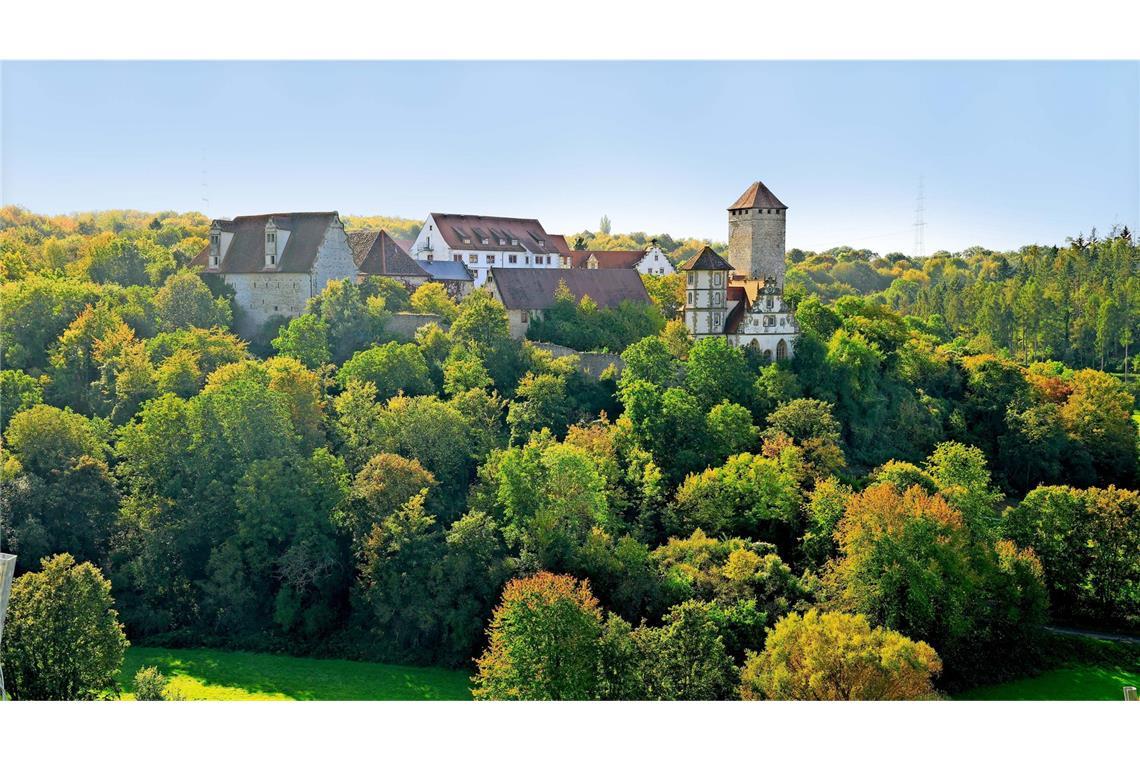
405 213 571 287
559 242 675 275
681 181 799 360
486 267 652 339
347 229 431 288
194 211 357 332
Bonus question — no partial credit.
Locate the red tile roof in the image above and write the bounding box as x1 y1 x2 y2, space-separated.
562 249 647 269
728 180 787 210
430 213 571 257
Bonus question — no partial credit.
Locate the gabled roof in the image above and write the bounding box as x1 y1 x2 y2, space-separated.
419 260 473 282
191 212 339 273
562 249 647 269
679 246 734 271
429 213 571 256
489 268 650 311
348 229 429 277
728 181 787 211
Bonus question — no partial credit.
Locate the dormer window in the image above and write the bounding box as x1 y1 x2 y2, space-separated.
482 238 490 245
267 232 276 243
510 238 518 246
463 237 471 244
499 238 506 245
268 255 276 266
538 240 545 248
209 255 219 267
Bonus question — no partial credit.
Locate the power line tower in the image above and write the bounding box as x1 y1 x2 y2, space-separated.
913 175 927 258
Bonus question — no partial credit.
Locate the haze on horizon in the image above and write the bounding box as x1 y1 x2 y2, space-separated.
1 61 1137 254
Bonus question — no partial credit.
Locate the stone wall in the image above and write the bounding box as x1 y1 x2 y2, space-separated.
528 341 624 379
226 272 311 333
385 312 449 340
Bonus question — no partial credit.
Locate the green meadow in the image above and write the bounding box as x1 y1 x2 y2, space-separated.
119 647 473 701
956 663 1139 701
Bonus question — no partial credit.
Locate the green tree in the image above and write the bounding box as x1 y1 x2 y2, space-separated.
153 271 231 330
506 371 572 442
1002 485 1138 626
740 609 942 700
667 453 800 545
337 341 435 402
271 314 331 369
473 572 605 700
633 600 738 700
0 369 44 433
409 281 459 322
340 453 438 546
1 554 129 700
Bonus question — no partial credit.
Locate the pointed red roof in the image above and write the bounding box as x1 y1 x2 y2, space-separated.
728 180 787 210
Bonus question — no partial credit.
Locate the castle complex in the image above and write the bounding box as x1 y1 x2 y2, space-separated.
681 180 799 360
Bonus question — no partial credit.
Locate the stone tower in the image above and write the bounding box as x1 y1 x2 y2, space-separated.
726 180 787 288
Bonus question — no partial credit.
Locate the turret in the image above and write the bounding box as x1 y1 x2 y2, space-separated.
680 246 734 338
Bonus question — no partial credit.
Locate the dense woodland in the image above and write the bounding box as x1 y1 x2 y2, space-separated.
0 206 1137 701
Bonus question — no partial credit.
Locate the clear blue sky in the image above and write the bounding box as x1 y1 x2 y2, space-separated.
2 61 1137 253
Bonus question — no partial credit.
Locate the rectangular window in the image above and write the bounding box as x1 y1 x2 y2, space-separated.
469 254 478 263
508 254 518 264
269 255 276 265
267 233 275 243
510 239 518 246
454 254 462 262
499 238 506 245
687 291 693 305
521 311 528 323
487 255 496 264
687 273 693 284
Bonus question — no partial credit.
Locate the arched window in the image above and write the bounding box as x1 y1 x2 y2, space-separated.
763 349 772 362
776 340 788 361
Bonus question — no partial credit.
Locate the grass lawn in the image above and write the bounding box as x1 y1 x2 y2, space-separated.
119 647 473 701
956 663 1139 701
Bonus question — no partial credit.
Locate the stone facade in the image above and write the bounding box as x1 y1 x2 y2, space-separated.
196 212 356 335
727 206 787 287
227 272 312 331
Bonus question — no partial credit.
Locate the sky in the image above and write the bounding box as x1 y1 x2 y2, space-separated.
1 61 1137 253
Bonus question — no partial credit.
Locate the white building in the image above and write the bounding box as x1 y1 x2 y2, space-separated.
560 242 675 276
195 211 357 333
405 213 570 287
681 181 799 361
